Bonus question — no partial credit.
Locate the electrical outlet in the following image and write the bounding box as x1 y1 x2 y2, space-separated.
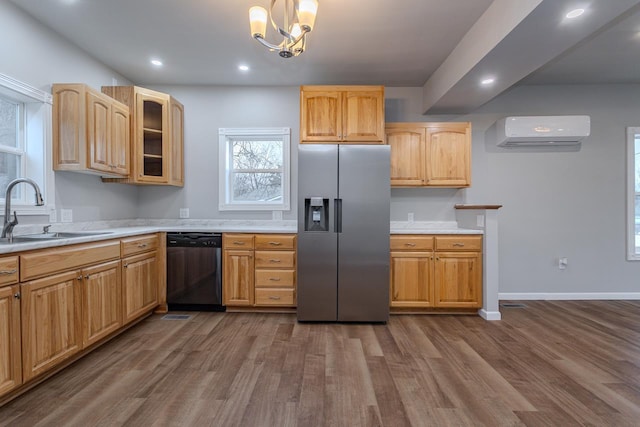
60 209 73 223
408 212 414 222
179 208 189 219
476 215 485 227
49 210 57 223
272 211 283 221
559 257 568 270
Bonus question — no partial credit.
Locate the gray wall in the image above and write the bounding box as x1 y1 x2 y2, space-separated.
0 1 138 222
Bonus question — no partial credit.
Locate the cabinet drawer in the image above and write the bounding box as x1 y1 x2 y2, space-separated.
21 240 121 281
435 235 482 251
255 234 296 250
390 235 434 251
255 288 295 306
121 234 159 257
0 256 19 286
223 234 255 250
254 251 295 269
255 270 295 288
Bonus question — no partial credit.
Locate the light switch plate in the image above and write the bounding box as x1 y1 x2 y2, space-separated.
60 209 72 223
179 208 189 219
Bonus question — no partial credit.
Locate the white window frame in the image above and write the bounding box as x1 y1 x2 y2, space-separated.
626 127 640 260
0 73 55 216
218 127 290 211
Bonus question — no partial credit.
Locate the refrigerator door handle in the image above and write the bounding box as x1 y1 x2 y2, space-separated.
334 198 342 233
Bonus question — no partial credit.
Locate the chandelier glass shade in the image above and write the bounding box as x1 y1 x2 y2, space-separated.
249 0 318 58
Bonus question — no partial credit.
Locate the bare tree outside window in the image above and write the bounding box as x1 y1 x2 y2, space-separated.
232 139 283 202
219 128 290 211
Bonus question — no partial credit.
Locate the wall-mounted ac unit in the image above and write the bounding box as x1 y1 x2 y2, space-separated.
496 115 590 147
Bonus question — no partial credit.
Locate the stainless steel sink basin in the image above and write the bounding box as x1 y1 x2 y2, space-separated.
0 231 113 244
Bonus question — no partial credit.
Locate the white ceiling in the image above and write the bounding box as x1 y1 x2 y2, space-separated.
8 0 640 113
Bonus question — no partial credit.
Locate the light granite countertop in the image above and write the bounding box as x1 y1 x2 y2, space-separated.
0 219 481 254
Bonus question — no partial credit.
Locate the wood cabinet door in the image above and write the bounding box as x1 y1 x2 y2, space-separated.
0 285 21 396
387 126 425 186
343 89 384 143
300 90 342 143
223 250 254 306
82 260 122 348
21 271 83 382
87 90 112 174
122 251 159 325
53 84 85 170
434 252 482 308
111 101 130 176
169 97 184 187
135 90 169 183
390 251 434 308
425 124 471 187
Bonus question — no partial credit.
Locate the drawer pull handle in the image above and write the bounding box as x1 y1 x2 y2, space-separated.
0 269 17 275
269 278 281 281
138 243 148 248
269 242 282 246
233 241 246 245
453 243 465 247
404 243 416 247
269 296 281 300
269 259 281 263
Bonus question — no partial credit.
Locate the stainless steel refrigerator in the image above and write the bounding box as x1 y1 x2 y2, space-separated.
297 144 390 322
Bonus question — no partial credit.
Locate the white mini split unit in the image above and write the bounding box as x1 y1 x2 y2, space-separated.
495 115 591 147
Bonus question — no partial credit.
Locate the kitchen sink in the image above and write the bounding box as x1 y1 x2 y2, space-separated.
0 231 112 244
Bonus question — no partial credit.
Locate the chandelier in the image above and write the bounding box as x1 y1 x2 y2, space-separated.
249 0 319 58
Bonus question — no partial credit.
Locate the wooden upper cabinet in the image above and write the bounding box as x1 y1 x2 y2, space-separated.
386 122 471 188
386 125 425 186
169 97 184 186
101 86 184 187
300 86 384 144
53 83 130 177
425 124 471 187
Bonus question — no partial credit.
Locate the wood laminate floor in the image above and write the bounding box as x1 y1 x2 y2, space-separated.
2 301 640 426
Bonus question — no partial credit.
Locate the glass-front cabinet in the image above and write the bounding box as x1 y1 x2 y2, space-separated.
101 85 183 187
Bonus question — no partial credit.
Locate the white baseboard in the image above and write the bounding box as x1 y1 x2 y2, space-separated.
478 309 502 321
499 293 640 300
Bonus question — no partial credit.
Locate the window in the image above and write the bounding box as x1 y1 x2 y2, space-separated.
627 127 640 260
219 128 290 211
0 73 54 215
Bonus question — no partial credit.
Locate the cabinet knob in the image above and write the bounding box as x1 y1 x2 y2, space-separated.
85 275 90 280
13 292 20 300
77 275 83 281
123 264 129 268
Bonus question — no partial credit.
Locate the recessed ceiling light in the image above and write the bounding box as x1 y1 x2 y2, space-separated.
565 8 585 19
150 59 163 67
238 65 250 72
480 78 495 86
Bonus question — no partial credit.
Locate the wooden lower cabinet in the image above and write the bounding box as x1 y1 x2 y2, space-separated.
0 285 21 396
223 249 254 306
21 271 83 382
390 235 482 310
122 251 158 325
434 252 482 308
82 260 122 347
390 252 434 308
222 233 296 309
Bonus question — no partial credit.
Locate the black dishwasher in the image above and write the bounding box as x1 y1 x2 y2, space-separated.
166 232 225 311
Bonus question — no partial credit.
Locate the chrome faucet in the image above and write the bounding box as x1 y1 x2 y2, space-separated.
2 178 45 241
